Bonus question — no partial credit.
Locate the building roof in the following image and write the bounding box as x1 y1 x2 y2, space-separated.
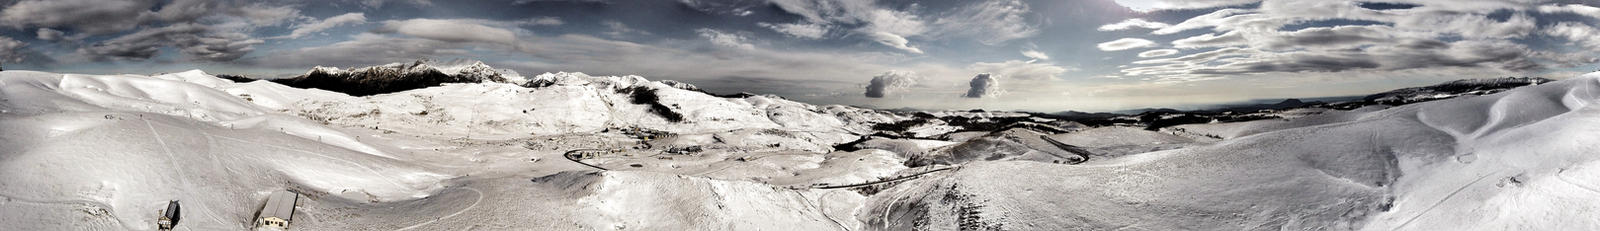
259 191 298 220
163 200 180 218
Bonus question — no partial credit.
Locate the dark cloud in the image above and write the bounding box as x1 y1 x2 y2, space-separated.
79 23 263 62
0 0 156 35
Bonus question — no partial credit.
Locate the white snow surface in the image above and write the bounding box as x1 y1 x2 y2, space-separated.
4 69 1600 230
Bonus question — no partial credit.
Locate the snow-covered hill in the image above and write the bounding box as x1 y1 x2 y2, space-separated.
2 67 1596 230
862 73 1600 230
270 59 527 96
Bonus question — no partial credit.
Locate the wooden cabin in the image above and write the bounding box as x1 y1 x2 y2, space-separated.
157 200 180 230
255 191 299 229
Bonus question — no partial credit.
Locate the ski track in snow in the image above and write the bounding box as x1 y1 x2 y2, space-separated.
1555 170 1600 194
143 118 232 229
1392 169 1505 230
393 187 483 231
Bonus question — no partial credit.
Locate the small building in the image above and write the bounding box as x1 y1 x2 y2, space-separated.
255 191 299 229
158 200 180 230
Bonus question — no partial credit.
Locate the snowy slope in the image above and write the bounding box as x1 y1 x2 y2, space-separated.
0 70 449 230
3 67 1596 231
290 72 897 140
860 73 1600 230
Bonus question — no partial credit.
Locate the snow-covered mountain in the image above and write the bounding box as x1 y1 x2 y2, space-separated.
271 59 527 96
2 66 1596 230
1359 77 1552 105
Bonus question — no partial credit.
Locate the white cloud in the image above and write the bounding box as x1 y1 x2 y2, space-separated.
864 70 921 98
251 33 463 68
1097 38 1158 51
932 0 1040 45
1138 49 1179 58
1151 8 1257 35
1113 0 1262 12
279 13 366 39
375 18 519 45
696 28 755 50
968 60 1073 80
1538 4 1600 19
602 20 650 38
1108 0 1571 83
760 22 828 39
522 17 565 26
1098 18 1171 31
1171 31 1245 48
963 73 1003 98
865 31 923 54
1021 50 1050 60
233 3 304 27
1544 22 1600 49
36 28 64 41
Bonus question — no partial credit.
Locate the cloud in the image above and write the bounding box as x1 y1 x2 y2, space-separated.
375 18 519 45
602 20 650 38
931 0 1040 45
1110 0 1572 82
1538 4 1600 19
863 70 920 98
79 23 264 62
968 60 1073 81
857 8 927 53
678 0 760 16
1544 22 1600 49
232 3 305 27
865 31 923 54
360 0 434 8
523 17 565 26
1171 31 1246 48
36 28 65 41
1138 49 1179 58
1113 0 1262 12
152 0 219 23
696 28 755 50
0 36 52 64
1098 18 1171 31
759 22 828 39
963 73 1003 98
279 13 367 39
1122 39 1540 82
0 0 155 35
1097 38 1158 51
1150 8 1255 35
1021 50 1050 60
249 33 463 68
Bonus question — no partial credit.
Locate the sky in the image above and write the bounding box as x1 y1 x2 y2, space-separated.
1 0 1598 112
